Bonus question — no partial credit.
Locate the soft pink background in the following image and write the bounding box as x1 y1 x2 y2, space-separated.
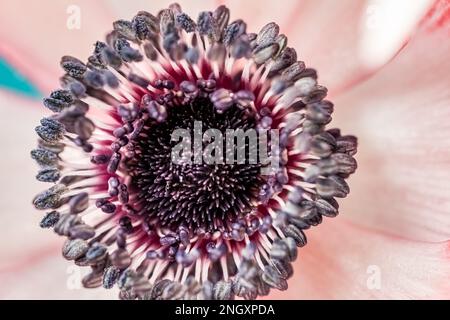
0 0 449 299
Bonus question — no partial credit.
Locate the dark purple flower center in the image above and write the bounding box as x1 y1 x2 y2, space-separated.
126 96 263 231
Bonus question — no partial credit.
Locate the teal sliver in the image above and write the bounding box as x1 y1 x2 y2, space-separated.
0 58 41 98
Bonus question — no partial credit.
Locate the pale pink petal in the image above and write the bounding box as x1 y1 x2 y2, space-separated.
0 91 52 265
332 2 450 242
269 221 450 299
0 90 115 300
358 0 434 68
217 0 300 31
105 0 219 19
0 253 117 299
286 0 433 95
0 90 116 299
0 0 113 92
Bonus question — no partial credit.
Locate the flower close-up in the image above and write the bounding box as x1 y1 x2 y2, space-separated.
0 0 449 301
31 3 358 300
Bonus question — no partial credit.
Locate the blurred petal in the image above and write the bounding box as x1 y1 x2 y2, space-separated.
0 91 51 264
218 0 300 31
283 0 368 94
285 0 433 95
270 221 450 299
0 0 112 93
0 253 117 299
0 90 114 299
333 2 450 242
358 0 434 68
105 0 218 18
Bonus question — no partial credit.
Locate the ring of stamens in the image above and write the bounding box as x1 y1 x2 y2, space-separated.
32 3 357 300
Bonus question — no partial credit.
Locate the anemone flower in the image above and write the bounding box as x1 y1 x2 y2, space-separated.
0 0 449 300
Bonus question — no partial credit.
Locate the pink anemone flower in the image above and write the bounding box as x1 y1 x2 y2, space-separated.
0 0 448 300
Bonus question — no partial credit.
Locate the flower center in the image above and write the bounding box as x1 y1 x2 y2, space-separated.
125 96 264 232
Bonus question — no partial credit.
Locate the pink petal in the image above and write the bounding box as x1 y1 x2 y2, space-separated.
0 91 53 264
105 0 219 18
216 0 300 31
282 0 368 95
0 0 113 93
0 91 71 297
269 220 450 299
0 90 116 299
0 253 117 299
285 0 434 95
358 0 434 68
332 2 450 242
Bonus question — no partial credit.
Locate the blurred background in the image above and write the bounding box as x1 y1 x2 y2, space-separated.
0 0 449 299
